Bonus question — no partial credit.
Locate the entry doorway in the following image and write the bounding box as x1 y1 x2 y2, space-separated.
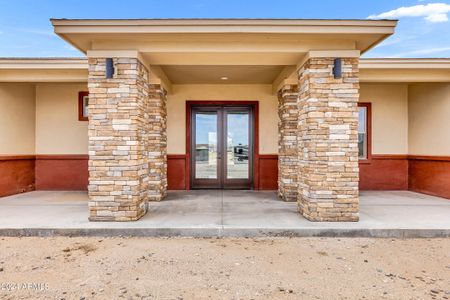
187 102 257 189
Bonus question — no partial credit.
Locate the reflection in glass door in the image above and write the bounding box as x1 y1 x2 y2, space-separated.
191 105 253 189
224 109 251 188
192 108 221 188
195 113 218 179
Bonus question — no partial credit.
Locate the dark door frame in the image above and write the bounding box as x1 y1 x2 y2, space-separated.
185 100 259 190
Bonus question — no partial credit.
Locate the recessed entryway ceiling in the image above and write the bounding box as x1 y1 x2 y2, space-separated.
160 65 286 84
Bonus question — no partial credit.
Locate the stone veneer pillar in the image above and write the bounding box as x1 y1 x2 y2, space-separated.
87 57 167 221
277 84 299 202
147 84 168 201
297 57 360 222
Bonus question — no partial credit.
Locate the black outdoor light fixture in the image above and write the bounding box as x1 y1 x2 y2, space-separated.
105 57 114 79
333 58 342 79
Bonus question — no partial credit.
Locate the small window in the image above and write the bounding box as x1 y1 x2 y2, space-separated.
358 103 371 160
78 91 89 121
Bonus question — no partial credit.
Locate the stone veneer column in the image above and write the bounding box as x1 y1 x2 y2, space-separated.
277 84 299 201
87 57 166 221
147 84 167 201
297 57 360 222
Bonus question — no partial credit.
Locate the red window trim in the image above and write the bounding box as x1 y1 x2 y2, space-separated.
78 91 89 121
358 102 372 164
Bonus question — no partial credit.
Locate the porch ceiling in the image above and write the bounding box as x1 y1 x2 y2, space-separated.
160 65 285 84
2 58 450 84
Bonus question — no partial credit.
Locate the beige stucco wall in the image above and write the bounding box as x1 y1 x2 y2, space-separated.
35 83 88 154
167 84 278 154
0 83 35 155
408 83 450 156
5 80 439 157
360 83 409 155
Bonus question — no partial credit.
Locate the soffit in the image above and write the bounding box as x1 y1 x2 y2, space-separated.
0 58 88 82
161 65 285 84
360 58 450 82
52 19 397 56
2 57 450 83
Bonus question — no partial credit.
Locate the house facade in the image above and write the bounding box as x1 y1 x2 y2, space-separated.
0 19 449 222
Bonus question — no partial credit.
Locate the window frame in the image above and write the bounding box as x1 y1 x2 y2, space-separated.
358 102 372 163
78 91 89 121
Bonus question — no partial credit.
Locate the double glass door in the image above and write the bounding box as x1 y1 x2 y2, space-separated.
191 105 253 189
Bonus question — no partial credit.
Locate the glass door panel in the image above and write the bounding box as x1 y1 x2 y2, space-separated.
191 108 222 189
195 112 218 179
226 112 250 179
190 105 253 189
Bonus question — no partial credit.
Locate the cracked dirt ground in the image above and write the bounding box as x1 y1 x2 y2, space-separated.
0 237 449 299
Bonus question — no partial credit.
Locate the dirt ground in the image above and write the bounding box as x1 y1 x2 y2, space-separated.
0 237 448 300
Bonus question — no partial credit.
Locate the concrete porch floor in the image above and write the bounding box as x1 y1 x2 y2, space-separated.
0 190 449 237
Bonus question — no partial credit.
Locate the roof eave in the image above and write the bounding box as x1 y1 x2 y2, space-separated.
360 58 450 69
50 18 398 27
0 58 88 69
51 19 397 35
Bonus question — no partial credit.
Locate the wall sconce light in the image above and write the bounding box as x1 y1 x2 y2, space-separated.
105 58 114 79
333 58 342 79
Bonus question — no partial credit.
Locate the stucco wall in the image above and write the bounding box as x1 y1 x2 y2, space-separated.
360 83 409 155
0 83 36 155
167 84 278 154
5 82 423 157
35 83 88 154
408 83 450 156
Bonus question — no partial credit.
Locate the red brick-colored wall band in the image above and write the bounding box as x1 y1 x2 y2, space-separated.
409 156 450 199
0 156 35 197
359 155 409 190
1 154 449 199
167 155 187 190
35 155 88 191
257 155 278 190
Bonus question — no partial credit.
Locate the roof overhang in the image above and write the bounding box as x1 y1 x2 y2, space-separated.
360 58 450 82
51 19 397 63
50 18 398 91
1 58 450 84
0 58 88 82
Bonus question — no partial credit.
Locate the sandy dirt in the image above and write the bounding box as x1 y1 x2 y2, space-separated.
0 237 449 300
